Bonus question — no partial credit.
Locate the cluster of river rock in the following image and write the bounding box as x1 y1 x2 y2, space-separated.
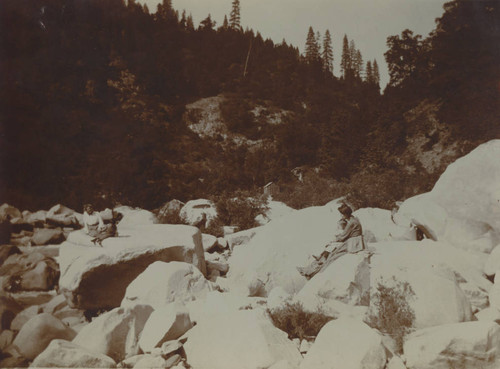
0 139 500 369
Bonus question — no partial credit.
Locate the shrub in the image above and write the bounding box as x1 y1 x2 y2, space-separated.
268 302 335 340
213 192 268 231
274 173 349 210
366 278 415 353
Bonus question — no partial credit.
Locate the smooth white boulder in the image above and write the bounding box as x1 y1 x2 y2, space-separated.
296 253 370 308
430 140 500 234
300 318 386 369
227 199 344 296
121 261 212 310
184 309 302 369
138 302 193 353
354 207 413 242
179 199 217 227
396 193 445 240
185 291 266 324
12 313 76 360
370 241 475 328
255 200 295 225
114 207 158 229
73 304 153 362
31 339 116 368
404 321 500 369
60 224 206 309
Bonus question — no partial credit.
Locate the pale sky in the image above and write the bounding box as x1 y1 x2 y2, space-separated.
141 0 448 88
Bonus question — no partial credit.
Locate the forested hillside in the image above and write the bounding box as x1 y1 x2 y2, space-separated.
1 0 499 211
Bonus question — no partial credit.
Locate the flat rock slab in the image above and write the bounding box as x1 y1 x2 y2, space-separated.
59 224 206 310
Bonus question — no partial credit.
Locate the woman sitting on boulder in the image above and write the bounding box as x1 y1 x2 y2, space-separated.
83 204 117 246
298 203 366 279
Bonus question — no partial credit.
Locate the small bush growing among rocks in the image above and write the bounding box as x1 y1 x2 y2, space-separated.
268 302 335 341
366 278 415 353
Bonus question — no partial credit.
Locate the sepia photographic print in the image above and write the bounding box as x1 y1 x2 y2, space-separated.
0 0 499 368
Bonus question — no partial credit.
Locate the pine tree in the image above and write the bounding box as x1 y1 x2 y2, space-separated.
316 31 322 57
322 29 333 74
366 60 373 83
229 0 241 30
341 34 350 79
349 40 356 72
186 13 194 30
355 49 363 78
157 0 176 22
180 10 186 28
200 14 216 31
373 59 380 86
223 15 229 29
305 26 319 64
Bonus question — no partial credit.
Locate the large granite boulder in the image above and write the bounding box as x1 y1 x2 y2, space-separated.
114 206 158 229
59 224 206 310
184 309 302 369
31 339 117 368
138 302 193 353
369 241 479 328
11 313 76 360
404 321 500 369
354 207 416 242
300 318 386 369
396 140 500 252
73 304 153 362
121 261 212 310
179 199 218 228
157 199 185 224
295 253 370 310
227 199 344 297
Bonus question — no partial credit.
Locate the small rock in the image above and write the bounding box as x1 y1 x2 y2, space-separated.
31 339 117 368
43 294 67 314
202 233 218 252
0 296 22 330
10 305 42 331
217 237 228 249
119 354 147 368
31 228 65 246
0 203 21 220
0 245 21 265
165 354 182 368
133 355 167 369
160 340 183 357
299 339 312 354
0 329 14 350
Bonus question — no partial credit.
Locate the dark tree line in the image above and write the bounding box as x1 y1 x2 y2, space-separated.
0 0 498 211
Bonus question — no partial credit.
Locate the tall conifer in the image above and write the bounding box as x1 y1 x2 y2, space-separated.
229 0 241 30
305 26 319 63
341 34 350 79
373 59 380 86
322 29 333 74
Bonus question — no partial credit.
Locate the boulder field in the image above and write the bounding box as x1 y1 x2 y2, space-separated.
0 140 499 369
